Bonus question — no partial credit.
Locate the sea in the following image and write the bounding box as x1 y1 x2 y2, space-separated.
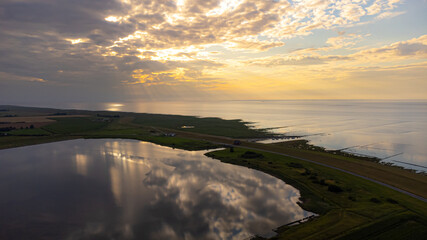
64 100 427 172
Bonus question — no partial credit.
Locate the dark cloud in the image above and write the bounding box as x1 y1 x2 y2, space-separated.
396 43 427 56
246 55 353 66
0 0 132 39
0 0 136 104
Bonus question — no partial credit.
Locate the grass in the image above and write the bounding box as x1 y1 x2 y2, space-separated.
81 117 223 150
132 113 272 138
205 148 427 240
335 212 426 240
2 128 51 136
41 117 109 134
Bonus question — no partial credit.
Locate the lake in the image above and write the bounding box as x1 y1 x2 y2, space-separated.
68 100 427 172
0 139 311 240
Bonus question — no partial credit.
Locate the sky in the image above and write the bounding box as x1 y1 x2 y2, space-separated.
0 0 426 105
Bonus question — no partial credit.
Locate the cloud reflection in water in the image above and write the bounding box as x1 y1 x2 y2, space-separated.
0 139 311 240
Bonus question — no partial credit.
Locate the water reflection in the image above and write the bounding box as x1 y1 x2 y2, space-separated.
75 154 88 176
0 139 311 240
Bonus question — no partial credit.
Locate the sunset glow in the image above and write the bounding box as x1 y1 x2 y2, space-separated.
1 0 426 104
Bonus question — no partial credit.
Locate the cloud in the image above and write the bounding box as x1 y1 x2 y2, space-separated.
227 39 285 51
340 4 366 22
247 34 427 67
0 0 410 102
367 0 402 15
0 71 47 82
94 0 402 56
127 60 225 86
325 34 365 49
354 35 427 59
375 11 405 20
245 54 355 66
290 33 367 54
246 55 325 66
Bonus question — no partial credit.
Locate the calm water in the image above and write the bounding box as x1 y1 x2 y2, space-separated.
68 100 427 172
0 139 311 240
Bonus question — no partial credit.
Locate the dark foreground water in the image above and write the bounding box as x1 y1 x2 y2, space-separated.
0 139 311 240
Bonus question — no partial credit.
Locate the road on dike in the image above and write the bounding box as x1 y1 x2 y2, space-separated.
239 145 427 203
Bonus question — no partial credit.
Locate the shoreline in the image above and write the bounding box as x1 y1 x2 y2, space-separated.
1 105 425 198
1 105 426 239
4 136 426 239
2 134 426 202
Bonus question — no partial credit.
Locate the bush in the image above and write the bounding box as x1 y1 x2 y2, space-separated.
287 162 303 168
240 151 264 159
320 179 328 186
328 184 343 193
370 198 381 203
386 198 398 204
0 127 16 132
301 168 311 176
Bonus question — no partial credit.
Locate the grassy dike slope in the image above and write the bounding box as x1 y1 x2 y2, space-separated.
0 105 426 239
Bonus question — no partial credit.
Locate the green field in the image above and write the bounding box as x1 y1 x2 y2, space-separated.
1 105 273 139
42 117 109 134
132 113 272 138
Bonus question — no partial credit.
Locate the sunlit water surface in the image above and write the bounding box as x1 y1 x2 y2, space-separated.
0 139 311 240
68 100 427 172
